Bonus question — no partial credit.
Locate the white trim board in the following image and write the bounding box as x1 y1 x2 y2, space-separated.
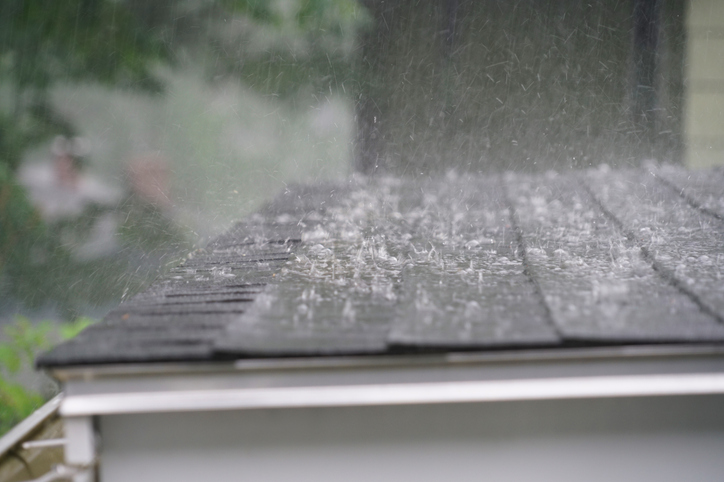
62 372 724 416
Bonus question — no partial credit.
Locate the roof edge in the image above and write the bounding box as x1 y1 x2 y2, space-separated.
60 373 724 417
46 344 724 381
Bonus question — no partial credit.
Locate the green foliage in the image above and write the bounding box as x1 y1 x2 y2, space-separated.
0 166 153 318
222 0 280 24
0 0 175 315
0 0 191 315
0 0 170 210
0 163 45 276
0 0 366 316
174 0 370 98
0 0 169 96
0 0 168 174
296 0 369 32
0 316 95 435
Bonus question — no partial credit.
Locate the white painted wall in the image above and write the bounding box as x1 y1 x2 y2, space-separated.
98 395 724 482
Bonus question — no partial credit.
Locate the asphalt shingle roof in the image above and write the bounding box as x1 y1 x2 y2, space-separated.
37 165 724 367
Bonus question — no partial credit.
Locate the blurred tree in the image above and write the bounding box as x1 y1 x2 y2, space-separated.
0 0 169 169
0 0 369 317
0 0 368 172
0 316 93 435
152 0 370 98
0 0 172 317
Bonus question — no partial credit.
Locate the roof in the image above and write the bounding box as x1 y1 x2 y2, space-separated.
37 164 724 368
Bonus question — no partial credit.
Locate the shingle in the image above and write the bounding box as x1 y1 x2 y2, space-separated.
586 167 724 324
388 176 559 348
37 168 724 368
509 172 724 342
216 181 397 355
38 337 216 366
653 164 724 221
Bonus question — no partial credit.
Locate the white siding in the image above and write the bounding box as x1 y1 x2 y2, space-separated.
99 395 724 482
686 0 724 168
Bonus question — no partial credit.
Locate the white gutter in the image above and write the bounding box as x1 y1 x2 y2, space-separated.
61 372 724 417
0 395 62 459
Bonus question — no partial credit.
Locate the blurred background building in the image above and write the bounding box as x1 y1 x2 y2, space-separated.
685 0 724 168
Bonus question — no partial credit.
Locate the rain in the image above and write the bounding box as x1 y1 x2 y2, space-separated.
1 0 723 439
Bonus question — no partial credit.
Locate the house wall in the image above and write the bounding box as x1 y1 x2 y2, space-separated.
685 0 724 167
98 395 724 482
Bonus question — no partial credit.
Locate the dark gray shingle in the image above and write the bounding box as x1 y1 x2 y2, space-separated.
37 167 724 367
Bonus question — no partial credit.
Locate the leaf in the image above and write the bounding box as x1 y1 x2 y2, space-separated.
0 344 22 375
0 315 96 436
59 317 95 339
0 374 44 415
